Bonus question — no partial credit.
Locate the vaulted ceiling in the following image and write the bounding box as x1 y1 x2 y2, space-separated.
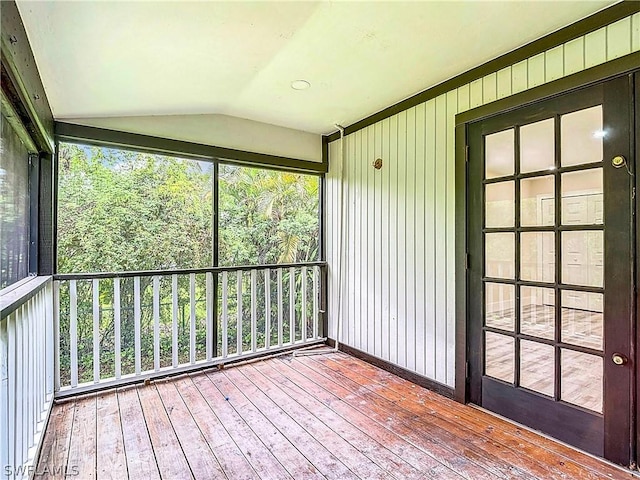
17 1 616 136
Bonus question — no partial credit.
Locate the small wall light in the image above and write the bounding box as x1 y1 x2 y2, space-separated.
372 158 383 170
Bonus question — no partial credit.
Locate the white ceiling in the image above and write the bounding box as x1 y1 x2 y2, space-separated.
17 1 617 136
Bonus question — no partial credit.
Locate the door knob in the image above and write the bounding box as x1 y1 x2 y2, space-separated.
612 353 628 365
612 155 626 168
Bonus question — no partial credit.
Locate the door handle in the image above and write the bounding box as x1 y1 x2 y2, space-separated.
612 353 628 366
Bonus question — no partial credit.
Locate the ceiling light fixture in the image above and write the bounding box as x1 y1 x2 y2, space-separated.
291 80 311 90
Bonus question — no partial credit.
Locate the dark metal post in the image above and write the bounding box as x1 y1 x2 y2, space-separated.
212 161 219 357
28 153 39 274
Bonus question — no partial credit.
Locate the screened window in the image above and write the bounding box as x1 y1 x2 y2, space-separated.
218 164 320 266
56 142 320 273
0 114 31 288
57 142 214 273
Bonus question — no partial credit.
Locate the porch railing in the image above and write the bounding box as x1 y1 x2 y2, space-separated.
0 277 54 480
53 262 326 397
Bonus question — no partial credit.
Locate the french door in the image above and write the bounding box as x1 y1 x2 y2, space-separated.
467 75 634 465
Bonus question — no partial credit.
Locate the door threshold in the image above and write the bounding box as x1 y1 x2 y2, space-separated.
469 403 640 477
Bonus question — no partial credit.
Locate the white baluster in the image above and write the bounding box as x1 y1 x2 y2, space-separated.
69 280 78 387
172 274 179 368
134 277 141 375
222 271 228 359
251 270 257 353
93 279 100 383
265 269 271 350
114 278 121 379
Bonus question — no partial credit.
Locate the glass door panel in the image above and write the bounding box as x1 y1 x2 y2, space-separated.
561 349 603 413
520 340 554 396
560 105 603 166
485 232 515 278
561 169 603 225
520 286 554 340
561 231 603 288
521 175 554 226
485 283 515 331
561 291 603 350
470 76 633 464
485 182 515 228
520 118 555 173
520 232 554 283
485 129 514 178
485 332 514 383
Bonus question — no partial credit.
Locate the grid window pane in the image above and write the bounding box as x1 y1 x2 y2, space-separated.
520 232 555 283
520 340 554 396
520 286 555 340
485 233 515 279
561 105 603 167
485 181 515 228
520 175 555 227
561 231 603 288
485 283 515 331
520 118 555 173
561 169 603 226
485 332 515 383
561 349 603 413
561 291 603 351
485 129 515 179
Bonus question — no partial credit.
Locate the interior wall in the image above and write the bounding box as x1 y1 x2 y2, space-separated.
326 13 640 388
61 114 323 163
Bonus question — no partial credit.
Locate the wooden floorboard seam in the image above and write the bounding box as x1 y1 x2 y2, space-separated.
274 357 498 480
212 369 346 478
164 378 238 480
114 393 131 480
331 352 611 478
300 353 618 480
152 382 204 480
137 384 194 479
244 361 447 480
227 365 388 479
117 386 160 480
218 369 339 478
156 379 229 479
252 359 465 480
308 354 591 480
192 370 296 480
309 355 573 479
321 352 627 479
35 352 636 479
173 376 261 480
61 401 76 480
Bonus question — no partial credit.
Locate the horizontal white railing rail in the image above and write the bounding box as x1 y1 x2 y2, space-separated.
54 262 326 397
0 277 54 480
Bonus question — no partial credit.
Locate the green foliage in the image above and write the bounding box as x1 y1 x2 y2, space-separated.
57 144 213 273
219 164 319 265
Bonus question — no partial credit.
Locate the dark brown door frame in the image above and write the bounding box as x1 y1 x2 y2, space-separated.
454 51 640 466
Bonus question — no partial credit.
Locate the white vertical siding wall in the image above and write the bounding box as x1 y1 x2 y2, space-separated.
326 14 640 388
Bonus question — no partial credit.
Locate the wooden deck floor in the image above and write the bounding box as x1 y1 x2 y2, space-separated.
36 350 634 479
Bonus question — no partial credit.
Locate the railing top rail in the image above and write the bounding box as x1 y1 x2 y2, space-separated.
0 275 52 319
54 261 327 281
